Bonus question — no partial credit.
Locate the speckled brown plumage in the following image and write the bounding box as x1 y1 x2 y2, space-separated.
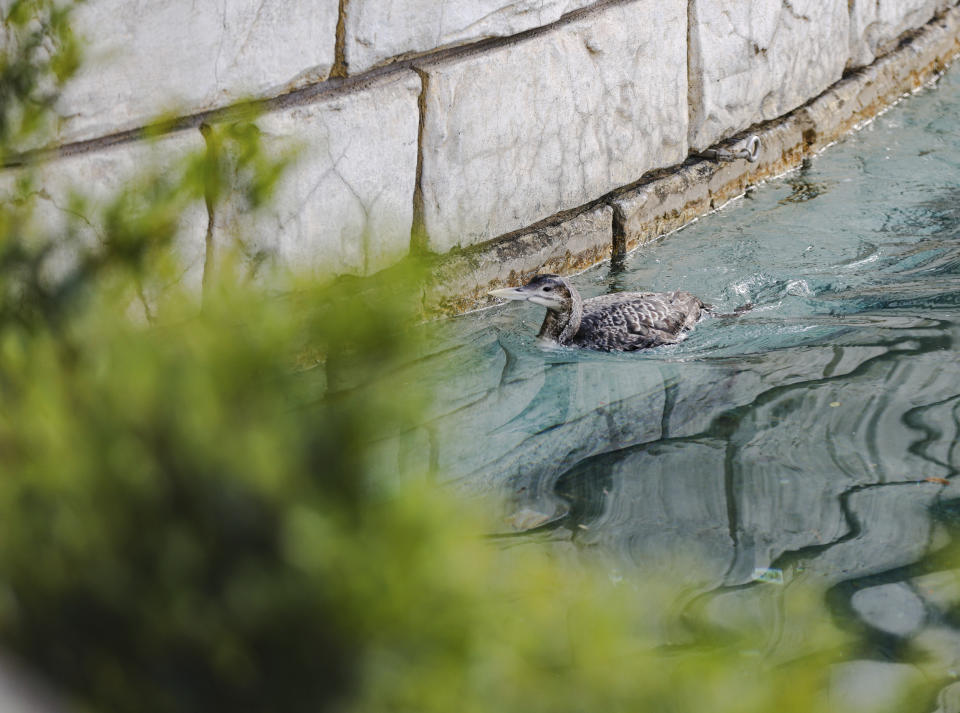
492 274 708 352
571 289 706 351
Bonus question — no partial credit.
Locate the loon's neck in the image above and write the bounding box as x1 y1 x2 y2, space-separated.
537 279 583 344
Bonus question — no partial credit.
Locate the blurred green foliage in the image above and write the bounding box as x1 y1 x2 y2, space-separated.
0 2 938 713
0 0 80 160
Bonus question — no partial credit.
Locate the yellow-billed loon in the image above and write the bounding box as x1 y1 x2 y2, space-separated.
489 274 708 352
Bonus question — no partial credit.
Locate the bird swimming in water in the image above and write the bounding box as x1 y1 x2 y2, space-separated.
489 274 709 352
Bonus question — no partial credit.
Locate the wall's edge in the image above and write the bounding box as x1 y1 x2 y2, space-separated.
425 5 960 318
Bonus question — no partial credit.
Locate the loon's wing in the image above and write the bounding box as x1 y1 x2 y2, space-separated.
585 291 703 333
574 313 680 351
625 317 683 343
574 291 705 351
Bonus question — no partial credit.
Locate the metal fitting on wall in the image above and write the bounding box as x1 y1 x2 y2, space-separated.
699 134 761 163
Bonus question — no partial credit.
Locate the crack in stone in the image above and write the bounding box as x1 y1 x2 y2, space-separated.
228 0 271 72
199 124 217 301
781 0 811 22
212 0 228 89
331 0 350 78
410 66 429 254
38 190 104 242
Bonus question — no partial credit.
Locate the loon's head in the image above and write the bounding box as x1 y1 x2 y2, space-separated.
489 274 573 312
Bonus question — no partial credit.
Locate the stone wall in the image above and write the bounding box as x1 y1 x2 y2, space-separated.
7 0 960 304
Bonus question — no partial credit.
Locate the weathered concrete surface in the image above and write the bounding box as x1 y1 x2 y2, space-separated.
426 203 613 314
416 0 688 253
0 131 207 295
849 0 958 69
57 0 339 143
608 4 960 257
687 0 850 151
213 72 421 280
343 0 597 74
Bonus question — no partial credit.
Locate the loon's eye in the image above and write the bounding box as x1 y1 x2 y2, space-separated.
543 286 553 292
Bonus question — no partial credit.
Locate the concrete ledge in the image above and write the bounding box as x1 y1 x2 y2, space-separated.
611 113 809 254
425 4 960 316
425 203 613 314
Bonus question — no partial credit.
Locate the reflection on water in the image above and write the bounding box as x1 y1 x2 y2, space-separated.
780 158 832 204
401 64 960 705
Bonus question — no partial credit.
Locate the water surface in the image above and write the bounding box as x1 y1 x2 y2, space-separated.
406 62 960 703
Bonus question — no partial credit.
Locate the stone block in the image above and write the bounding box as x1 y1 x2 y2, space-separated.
688 0 849 151
343 0 596 74
0 131 208 295
611 164 715 254
849 0 957 69
416 0 688 253
614 0 960 258
213 72 421 280
56 0 339 143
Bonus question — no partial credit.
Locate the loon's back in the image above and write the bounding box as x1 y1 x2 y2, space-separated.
570 290 706 352
488 275 710 352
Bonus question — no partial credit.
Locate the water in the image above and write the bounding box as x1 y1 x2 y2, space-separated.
400 63 960 697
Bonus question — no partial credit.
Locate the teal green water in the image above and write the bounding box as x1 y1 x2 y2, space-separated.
407 62 960 678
